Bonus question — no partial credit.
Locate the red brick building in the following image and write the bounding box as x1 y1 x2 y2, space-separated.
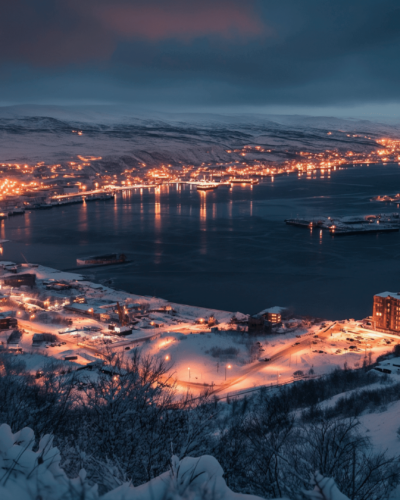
373 292 400 333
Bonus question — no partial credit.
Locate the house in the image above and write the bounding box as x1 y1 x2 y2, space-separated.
2 273 36 288
45 280 71 291
108 324 133 335
64 303 104 319
248 315 272 333
6 330 22 344
0 317 18 330
148 304 175 314
256 306 285 326
32 333 58 344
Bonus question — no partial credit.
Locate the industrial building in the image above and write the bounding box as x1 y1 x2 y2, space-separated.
372 291 400 334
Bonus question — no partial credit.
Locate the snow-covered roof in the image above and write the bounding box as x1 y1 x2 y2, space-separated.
257 306 285 315
64 303 105 315
78 281 104 289
374 291 400 298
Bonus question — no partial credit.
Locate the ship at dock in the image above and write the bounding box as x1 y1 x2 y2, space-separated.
196 181 220 191
77 253 127 266
229 178 259 184
52 192 115 207
285 213 400 235
8 208 25 216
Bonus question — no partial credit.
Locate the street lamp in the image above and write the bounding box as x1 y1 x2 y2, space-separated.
225 364 231 381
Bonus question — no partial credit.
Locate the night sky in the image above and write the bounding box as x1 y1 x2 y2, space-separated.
1 0 400 116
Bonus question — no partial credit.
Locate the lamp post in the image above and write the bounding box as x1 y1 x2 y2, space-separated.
225 364 231 381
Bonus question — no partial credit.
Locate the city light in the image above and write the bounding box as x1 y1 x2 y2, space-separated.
1 136 400 214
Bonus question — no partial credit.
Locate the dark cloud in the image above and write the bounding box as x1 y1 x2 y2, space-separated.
0 0 264 65
0 0 400 112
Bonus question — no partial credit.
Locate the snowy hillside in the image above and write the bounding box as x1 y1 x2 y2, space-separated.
0 105 399 169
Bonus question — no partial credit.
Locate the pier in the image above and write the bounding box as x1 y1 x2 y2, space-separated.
285 213 400 236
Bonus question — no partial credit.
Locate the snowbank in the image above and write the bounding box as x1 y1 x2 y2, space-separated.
0 423 264 500
0 423 364 500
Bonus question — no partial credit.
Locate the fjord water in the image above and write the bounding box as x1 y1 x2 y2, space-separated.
2 164 400 320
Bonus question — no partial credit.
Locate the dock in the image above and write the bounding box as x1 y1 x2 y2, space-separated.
285 213 400 236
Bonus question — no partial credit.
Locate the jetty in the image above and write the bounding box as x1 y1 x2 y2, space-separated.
285 213 400 236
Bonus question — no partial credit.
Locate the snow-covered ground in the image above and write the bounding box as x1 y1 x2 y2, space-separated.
1 261 397 397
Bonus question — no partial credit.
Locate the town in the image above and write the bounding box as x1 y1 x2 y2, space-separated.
0 257 398 398
1 136 400 216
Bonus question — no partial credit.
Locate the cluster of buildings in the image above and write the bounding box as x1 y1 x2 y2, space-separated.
1 257 399 363
2 135 400 216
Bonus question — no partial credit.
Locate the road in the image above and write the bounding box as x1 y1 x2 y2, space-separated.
18 319 103 358
205 322 399 397
19 319 166 359
18 319 339 388
18 317 399 397
173 322 340 395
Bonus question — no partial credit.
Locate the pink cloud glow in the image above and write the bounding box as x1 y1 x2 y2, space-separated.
93 0 266 41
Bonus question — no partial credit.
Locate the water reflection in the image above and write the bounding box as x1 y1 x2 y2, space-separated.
2 164 400 320
199 191 206 223
79 198 88 233
155 187 161 231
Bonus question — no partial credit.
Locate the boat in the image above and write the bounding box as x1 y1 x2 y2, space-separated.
230 178 259 184
8 208 25 216
77 253 127 266
52 197 83 207
196 181 220 191
84 193 115 202
29 203 53 210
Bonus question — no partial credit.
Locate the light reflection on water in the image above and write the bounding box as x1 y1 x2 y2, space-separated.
2 164 400 320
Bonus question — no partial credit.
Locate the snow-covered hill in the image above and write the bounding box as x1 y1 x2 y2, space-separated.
0 105 399 169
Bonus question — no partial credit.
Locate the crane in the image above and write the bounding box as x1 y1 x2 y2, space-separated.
116 302 127 326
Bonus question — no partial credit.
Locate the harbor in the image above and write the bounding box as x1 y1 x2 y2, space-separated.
3 162 400 320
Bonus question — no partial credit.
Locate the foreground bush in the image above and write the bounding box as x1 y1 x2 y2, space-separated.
1 423 400 500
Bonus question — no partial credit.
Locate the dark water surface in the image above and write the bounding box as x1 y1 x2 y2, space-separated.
2 164 400 319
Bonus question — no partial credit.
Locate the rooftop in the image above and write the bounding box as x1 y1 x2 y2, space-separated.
375 291 400 298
